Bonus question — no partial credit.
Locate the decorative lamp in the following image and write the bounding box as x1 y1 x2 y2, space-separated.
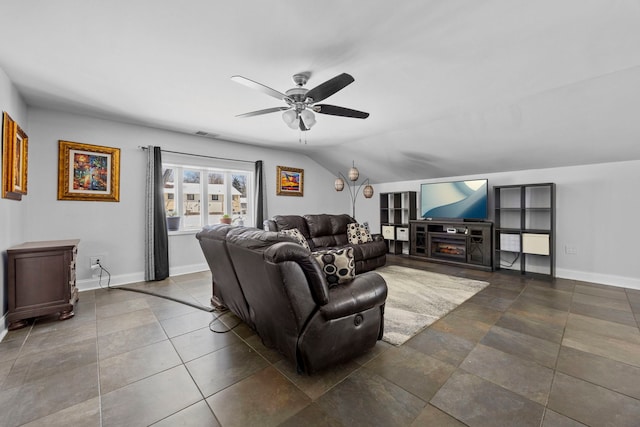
363 184 374 198
348 164 359 181
334 161 373 218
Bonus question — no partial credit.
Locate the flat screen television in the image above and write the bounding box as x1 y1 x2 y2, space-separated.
420 179 488 221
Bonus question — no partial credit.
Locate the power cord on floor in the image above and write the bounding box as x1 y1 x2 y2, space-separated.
94 260 213 311
500 252 521 268
208 310 242 334
96 260 111 289
92 260 240 333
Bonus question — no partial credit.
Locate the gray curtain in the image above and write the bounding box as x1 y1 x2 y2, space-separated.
254 160 265 228
145 146 169 281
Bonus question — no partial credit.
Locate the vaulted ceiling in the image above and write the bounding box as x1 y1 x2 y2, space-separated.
1 1 639 183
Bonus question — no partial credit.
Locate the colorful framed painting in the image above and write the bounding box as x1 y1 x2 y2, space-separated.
276 165 304 197
2 111 27 200
57 140 120 202
13 124 28 194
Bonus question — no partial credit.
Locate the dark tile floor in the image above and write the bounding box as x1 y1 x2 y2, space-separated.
1 256 639 426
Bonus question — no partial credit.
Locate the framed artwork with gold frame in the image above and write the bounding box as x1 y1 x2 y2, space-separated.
57 140 120 202
2 111 28 200
276 165 304 197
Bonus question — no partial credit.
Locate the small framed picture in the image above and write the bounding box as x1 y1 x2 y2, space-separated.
276 165 304 197
57 140 120 202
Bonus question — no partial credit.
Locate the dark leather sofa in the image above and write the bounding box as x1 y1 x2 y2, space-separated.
196 224 388 374
263 214 387 273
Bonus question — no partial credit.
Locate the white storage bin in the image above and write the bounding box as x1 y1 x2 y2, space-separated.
382 226 395 239
396 227 409 241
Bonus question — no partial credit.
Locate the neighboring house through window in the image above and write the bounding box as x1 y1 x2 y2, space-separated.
163 160 252 231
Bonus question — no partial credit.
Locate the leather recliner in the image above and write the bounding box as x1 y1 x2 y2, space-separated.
196 224 388 374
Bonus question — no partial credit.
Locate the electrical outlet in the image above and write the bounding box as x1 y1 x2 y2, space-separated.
564 245 577 255
89 254 107 269
89 256 100 269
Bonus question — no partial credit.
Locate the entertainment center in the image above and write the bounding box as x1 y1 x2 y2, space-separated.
380 179 555 277
409 220 493 271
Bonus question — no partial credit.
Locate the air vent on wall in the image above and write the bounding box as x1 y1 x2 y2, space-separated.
194 131 219 139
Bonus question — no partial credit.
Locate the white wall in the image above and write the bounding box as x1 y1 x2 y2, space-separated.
359 161 640 289
0 67 28 334
24 108 344 290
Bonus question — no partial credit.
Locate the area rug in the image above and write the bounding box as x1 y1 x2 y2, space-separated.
375 265 490 346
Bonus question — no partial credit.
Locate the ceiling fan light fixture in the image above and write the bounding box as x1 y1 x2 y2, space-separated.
300 109 316 129
282 109 297 125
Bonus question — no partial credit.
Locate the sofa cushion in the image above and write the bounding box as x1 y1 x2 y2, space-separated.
312 247 355 286
347 222 373 245
304 214 354 247
279 228 311 250
272 215 311 238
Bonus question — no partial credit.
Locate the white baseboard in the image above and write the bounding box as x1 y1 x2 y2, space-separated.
556 268 640 291
77 263 209 291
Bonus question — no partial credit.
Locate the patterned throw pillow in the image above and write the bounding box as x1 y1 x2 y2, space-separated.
347 222 373 245
312 247 355 286
280 228 311 250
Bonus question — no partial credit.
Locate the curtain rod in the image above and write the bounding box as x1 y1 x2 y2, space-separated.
139 146 256 164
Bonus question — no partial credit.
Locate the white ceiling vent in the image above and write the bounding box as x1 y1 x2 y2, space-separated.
194 131 219 139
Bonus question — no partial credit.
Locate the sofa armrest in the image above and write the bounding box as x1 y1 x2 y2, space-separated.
371 233 385 242
264 242 330 305
320 272 387 320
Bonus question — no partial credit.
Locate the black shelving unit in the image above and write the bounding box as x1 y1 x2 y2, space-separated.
380 191 416 254
494 183 556 277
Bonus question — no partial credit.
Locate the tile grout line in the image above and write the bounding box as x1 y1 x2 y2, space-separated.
538 278 575 427
157 306 225 426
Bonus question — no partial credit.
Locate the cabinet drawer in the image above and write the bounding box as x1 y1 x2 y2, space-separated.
382 226 395 239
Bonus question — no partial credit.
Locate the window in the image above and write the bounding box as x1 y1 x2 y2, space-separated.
163 163 253 231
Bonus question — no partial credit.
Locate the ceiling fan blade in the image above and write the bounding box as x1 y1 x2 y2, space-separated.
299 117 309 131
305 73 355 103
236 107 290 118
231 75 292 102
314 104 369 119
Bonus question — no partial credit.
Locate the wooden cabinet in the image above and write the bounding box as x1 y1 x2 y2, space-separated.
410 220 493 271
380 191 416 254
7 239 79 330
494 183 555 277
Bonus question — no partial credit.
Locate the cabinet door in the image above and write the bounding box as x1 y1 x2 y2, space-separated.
12 251 70 311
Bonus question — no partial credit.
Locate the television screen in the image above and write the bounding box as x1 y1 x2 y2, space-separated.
420 179 488 220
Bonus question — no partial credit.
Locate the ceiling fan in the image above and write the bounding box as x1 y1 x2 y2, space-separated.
231 72 369 131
